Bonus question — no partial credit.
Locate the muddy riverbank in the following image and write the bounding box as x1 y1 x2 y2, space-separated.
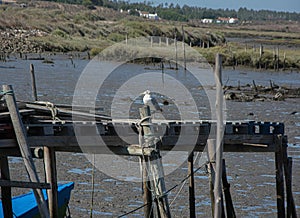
1 55 299 217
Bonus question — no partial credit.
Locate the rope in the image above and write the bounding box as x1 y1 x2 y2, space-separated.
169 152 201 206
117 161 208 217
35 101 65 124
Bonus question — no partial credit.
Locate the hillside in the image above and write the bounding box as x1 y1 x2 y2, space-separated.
0 1 227 53
0 1 299 69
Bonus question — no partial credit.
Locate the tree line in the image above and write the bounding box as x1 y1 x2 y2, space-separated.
41 0 300 22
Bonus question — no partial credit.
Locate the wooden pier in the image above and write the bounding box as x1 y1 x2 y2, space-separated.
0 85 297 217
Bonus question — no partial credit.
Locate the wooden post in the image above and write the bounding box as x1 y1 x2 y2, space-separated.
3 85 50 218
207 139 216 217
252 80 258 93
222 159 236 218
0 156 13 218
275 135 285 218
214 54 224 218
143 157 153 218
139 106 171 218
259 44 263 69
139 108 153 218
188 152 196 218
44 146 58 218
182 25 186 70
175 35 178 70
283 52 286 71
30 63 38 101
282 138 297 218
287 158 297 218
151 36 153 47
276 47 279 71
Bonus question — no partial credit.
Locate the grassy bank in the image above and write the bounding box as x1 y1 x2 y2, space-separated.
0 1 299 70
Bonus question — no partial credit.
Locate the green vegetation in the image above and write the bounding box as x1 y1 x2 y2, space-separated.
39 0 300 22
196 43 300 70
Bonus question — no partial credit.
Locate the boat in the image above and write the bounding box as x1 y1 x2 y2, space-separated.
0 182 74 218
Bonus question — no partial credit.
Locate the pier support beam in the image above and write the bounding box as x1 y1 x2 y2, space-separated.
0 156 13 218
188 152 196 218
139 106 171 218
275 135 285 218
44 146 58 218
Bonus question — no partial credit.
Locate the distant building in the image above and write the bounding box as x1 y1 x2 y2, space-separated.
139 11 160 20
229 18 239 24
201 18 213 23
216 17 239 24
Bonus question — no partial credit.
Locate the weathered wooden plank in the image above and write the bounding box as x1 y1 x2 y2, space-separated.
25 103 111 121
0 109 35 120
0 133 277 153
0 179 50 189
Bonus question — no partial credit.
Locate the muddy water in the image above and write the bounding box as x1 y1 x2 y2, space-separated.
1 55 299 217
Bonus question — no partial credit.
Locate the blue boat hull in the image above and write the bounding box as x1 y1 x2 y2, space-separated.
0 182 74 218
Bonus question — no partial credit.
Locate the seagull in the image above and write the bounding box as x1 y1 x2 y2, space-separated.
141 90 163 112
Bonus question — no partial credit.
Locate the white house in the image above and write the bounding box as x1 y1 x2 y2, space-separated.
201 18 213 23
139 11 160 20
229 18 239 24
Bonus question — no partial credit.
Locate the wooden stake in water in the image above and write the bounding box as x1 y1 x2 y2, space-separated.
182 25 187 71
3 85 50 218
30 64 38 101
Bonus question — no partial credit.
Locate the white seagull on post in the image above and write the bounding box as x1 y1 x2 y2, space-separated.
141 90 163 112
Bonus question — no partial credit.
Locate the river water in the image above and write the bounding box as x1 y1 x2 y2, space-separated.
1 54 299 217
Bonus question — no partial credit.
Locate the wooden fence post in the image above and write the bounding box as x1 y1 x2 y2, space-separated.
3 85 50 218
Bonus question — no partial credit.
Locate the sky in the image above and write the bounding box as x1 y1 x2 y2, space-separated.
129 0 300 12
